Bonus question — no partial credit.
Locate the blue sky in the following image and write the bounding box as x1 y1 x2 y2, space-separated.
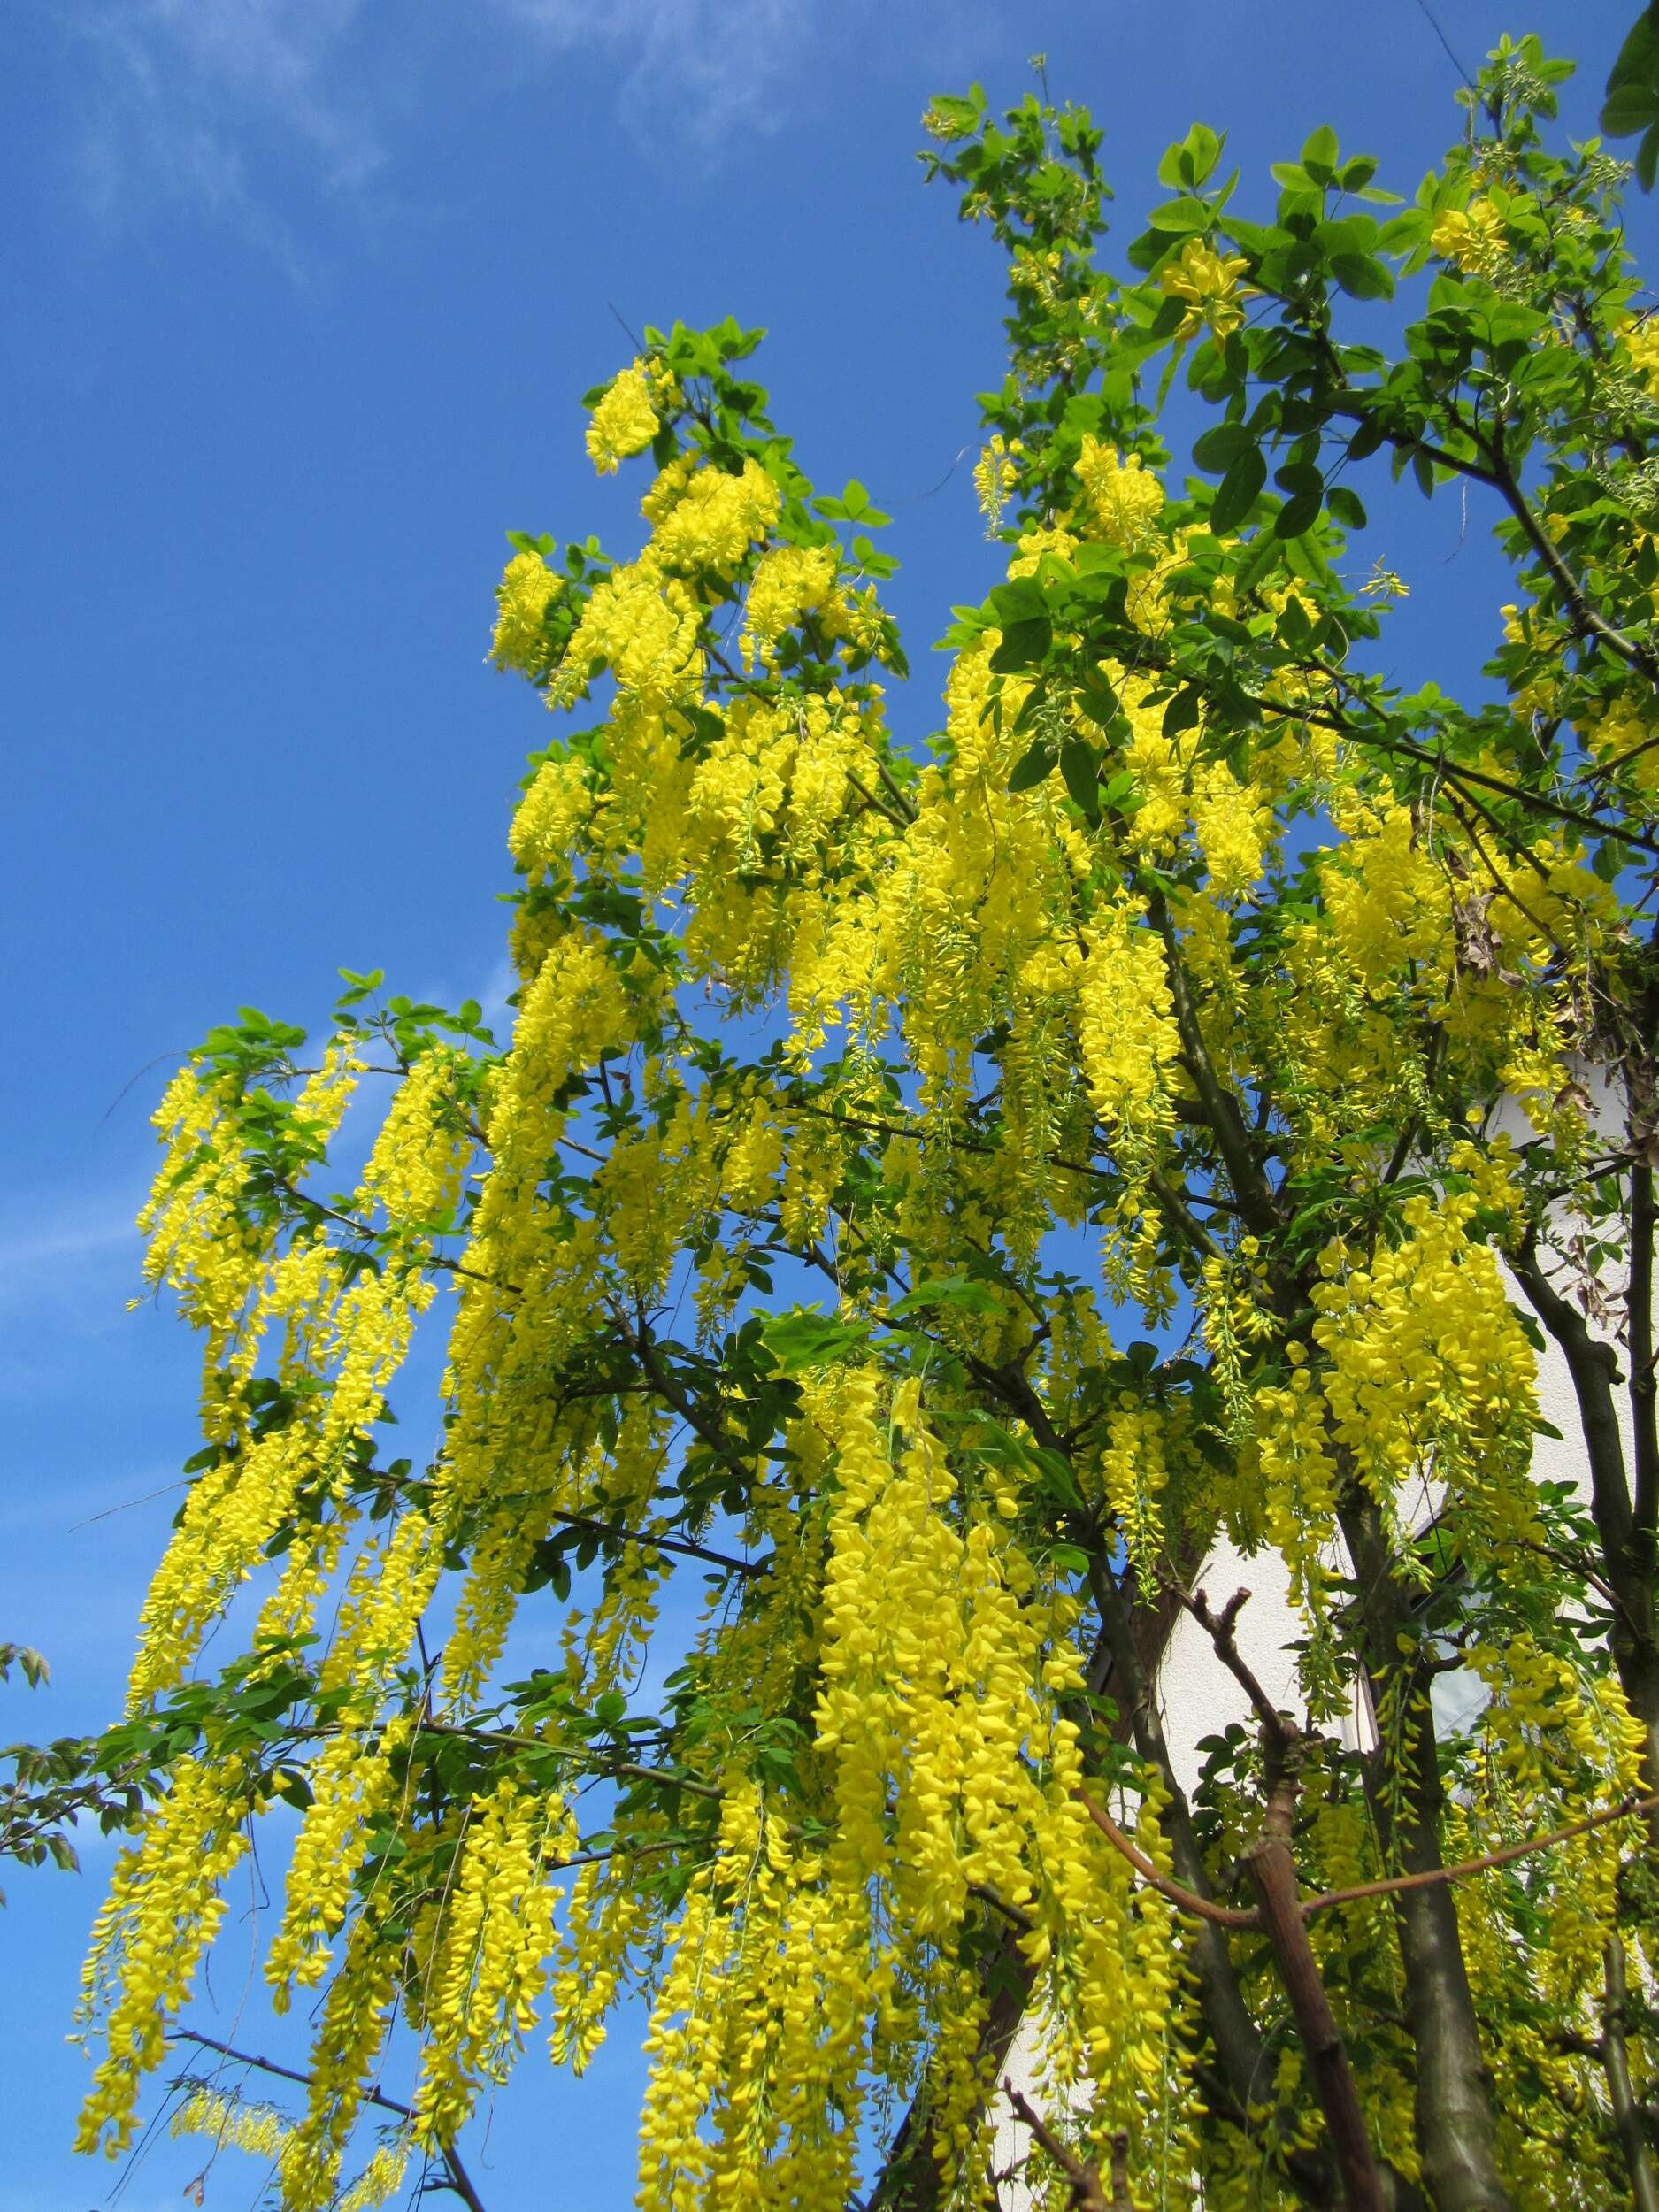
2 4 1652 2208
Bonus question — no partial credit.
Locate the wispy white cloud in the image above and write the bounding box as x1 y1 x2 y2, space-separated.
56 0 840 255
0 1199 139 1317
495 0 816 148
63 0 389 264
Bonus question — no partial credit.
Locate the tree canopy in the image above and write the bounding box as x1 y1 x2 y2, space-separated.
22 30 1659 2212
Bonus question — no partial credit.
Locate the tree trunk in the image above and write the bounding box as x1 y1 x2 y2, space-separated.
1340 1495 1517 2212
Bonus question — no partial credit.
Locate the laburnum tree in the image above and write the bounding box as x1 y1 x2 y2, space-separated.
22 30 1659 2212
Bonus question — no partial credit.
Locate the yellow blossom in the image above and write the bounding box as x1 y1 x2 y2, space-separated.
1158 238 1252 339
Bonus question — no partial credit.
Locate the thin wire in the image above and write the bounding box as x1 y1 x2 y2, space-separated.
1411 0 1477 91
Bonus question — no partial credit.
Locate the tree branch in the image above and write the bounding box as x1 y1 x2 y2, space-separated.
168 2028 487 2212
1003 2084 1128 2212
1146 894 1281 1237
1076 1786 1259 1928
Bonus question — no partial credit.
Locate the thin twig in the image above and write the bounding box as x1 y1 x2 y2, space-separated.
167 2029 488 2212
1003 2083 1127 2212
1078 1784 1659 1929
1299 1789 1659 1918
1076 1788 1259 1929
1172 1586 1295 1753
541 1508 765 1580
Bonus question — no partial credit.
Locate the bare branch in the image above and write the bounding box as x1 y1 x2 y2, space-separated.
1172 1586 1297 1755
1003 2083 1128 2212
1076 1787 1260 1930
168 2028 488 2212
1299 1789 1659 1919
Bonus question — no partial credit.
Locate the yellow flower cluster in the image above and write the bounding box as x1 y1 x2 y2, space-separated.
412 1782 566 2146
741 541 839 664
74 1757 252 2157
338 2142 410 2212
973 433 1022 531
509 753 594 885
1076 897 1181 1172
1158 238 1251 339
1619 312 1659 397
1074 435 1164 549
1432 197 1508 277
277 1916 401 2210
172 2084 289 2160
1094 1402 1169 1579
585 358 667 473
552 561 703 706
489 550 561 672
1312 1192 1539 1551
648 456 780 574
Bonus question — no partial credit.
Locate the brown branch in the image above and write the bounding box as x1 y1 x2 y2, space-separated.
1076 1787 1260 1929
1604 1933 1659 2212
872 752 920 823
1299 1789 1659 1918
616 1304 759 1493
273 1179 509 1293
1484 420 1659 684
1632 1151 1659 1544
1325 382 1658 682
780 1093 1111 1185
1003 2083 1128 2212
969 1879 1035 1935
1173 1586 1297 1754
843 768 914 832
411 1715 725 1801
1148 1167 1228 1262
1148 893 1282 1238
1440 795 1571 964
541 1507 765 1580
168 2029 487 2212
1082 1770 1659 1931
1240 685 1659 859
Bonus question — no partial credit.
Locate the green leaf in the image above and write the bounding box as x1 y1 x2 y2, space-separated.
1077 662 1120 724
1300 124 1340 182
989 617 1053 673
1210 445 1267 534
1191 421 1253 474
761 1310 871 1374
1326 485 1367 530
1163 685 1203 737
1606 7 1659 157
1274 486 1324 540
1031 1448 1084 1510
1148 196 1213 234
1058 739 1102 819
925 92 984 134
888 1277 1006 1319
1331 253 1394 301
1270 162 1318 197
1176 122 1223 188
272 1766 314 1811
1601 81 1659 134
1007 741 1057 792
